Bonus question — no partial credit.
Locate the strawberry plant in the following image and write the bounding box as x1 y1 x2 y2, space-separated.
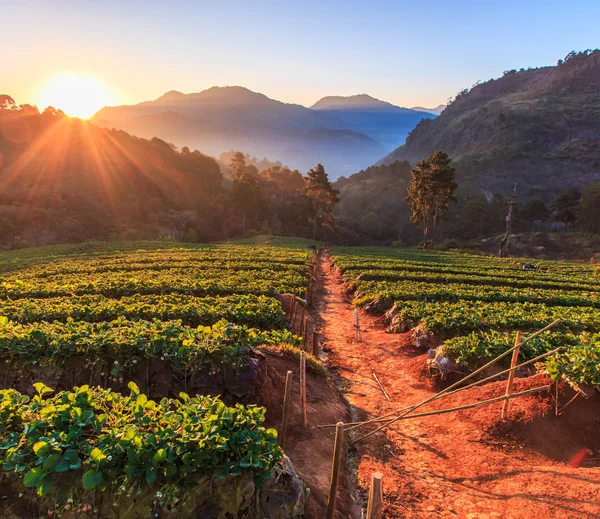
0 383 282 505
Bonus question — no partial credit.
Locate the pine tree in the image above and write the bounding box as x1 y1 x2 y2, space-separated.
304 164 340 240
405 151 457 247
230 152 261 236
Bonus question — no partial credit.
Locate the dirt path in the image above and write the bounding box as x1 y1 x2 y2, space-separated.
313 253 600 519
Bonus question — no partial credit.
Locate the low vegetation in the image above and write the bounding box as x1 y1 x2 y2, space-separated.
333 246 600 389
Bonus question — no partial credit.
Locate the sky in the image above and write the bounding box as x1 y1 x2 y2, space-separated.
2 0 599 114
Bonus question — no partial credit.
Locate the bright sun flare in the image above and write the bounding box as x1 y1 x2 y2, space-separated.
36 73 116 119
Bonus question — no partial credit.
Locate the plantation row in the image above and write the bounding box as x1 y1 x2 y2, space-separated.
441 331 600 388
333 247 600 390
0 317 299 375
1 268 307 299
0 242 317 509
353 279 600 308
345 267 600 293
11 257 309 281
0 383 281 505
333 246 595 275
388 300 600 334
0 293 286 328
339 258 596 284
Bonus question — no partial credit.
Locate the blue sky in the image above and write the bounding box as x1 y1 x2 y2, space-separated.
3 0 599 110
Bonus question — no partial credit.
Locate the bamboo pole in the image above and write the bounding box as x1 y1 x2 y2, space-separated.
280 370 293 449
290 298 297 332
366 472 383 519
349 321 560 441
345 346 561 432
299 304 305 333
355 385 551 427
326 422 344 519
302 318 309 351
300 351 308 427
501 331 522 419
372 371 391 401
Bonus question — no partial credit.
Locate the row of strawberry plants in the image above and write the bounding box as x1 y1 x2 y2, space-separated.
0 382 282 505
353 279 600 308
8 247 312 275
336 258 595 284
0 293 286 329
440 330 600 389
13 258 309 281
0 318 300 376
344 268 600 293
332 247 594 275
0 268 308 299
389 300 600 334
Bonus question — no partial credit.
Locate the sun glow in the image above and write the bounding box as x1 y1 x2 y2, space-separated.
36 73 117 119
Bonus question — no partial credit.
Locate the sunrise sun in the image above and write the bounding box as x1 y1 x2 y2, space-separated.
36 73 117 119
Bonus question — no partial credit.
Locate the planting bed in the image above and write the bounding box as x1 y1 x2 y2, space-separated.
332 246 600 391
0 243 324 518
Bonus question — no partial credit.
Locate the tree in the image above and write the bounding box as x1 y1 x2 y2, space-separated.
519 198 549 229
551 188 581 227
577 183 600 233
304 164 339 240
405 151 457 247
0 95 16 111
230 152 261 236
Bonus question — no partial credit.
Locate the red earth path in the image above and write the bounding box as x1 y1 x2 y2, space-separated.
312 253 600 519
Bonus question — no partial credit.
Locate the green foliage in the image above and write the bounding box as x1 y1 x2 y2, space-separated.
0 384 282 502
0 318 300 375
305 164 340 240
333 246 600 387
577 183 600 233
405 151 457 244
443 330 600 389
0 293 287 329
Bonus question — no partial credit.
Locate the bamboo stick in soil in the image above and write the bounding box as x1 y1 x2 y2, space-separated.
501 331 522 419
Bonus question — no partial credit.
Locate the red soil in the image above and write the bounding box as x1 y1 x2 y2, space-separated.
313 254 600 519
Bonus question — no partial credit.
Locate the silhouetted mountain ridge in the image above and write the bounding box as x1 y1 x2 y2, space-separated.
92 87 436 177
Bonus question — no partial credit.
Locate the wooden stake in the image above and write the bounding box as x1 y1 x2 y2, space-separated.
300 351 308 427
299 304 305 332
290 298 297 332
366 472 384 519
326 422 344 519
280 370 293 449
302 318 309 350
312 331 319 357
354 309 362 342
501 331 522 419
372 371 391 402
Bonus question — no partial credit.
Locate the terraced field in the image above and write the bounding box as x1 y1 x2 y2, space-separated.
0 242 315 514
332 246 600 389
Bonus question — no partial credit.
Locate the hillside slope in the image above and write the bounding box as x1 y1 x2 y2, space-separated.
0 103 224 245
380 50 600 198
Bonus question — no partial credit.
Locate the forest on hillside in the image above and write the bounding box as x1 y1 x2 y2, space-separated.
0 96 339 249
2 87 600 253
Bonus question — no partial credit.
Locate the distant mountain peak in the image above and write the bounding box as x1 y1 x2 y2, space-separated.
156 90 186 102
410 104 446 115
311 94 400 111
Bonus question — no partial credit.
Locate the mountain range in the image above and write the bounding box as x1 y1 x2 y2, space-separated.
92 89 435 177
380 50 600 198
